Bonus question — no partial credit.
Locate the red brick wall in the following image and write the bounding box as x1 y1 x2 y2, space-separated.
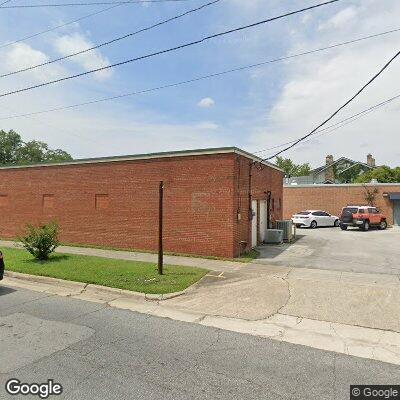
234 157 284 254
283 185 400 225
0 152 283 258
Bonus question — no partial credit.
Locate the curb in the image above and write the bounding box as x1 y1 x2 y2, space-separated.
4 271 188 301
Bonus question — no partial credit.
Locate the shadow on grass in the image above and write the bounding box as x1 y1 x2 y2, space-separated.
22 254 71 265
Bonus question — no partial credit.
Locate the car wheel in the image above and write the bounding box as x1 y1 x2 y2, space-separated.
379 220 387 230
310 221 317 229
362 220 370 231
296 224 302 228
334 219 340 227
340 224 347 230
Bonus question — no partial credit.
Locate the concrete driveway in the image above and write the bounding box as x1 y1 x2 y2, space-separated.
256 226 400 275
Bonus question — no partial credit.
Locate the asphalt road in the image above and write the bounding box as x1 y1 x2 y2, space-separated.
1 285 399 400
257 226 400 275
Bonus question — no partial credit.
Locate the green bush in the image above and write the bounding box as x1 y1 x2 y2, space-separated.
19 221 60 260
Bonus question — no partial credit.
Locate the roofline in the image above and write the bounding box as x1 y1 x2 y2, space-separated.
284 183 400 188
312 157 372 173
0 147 284 173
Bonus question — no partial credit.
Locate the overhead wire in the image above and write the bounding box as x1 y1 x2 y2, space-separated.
0 0 222 78
261 49 400 161
0 26 398 120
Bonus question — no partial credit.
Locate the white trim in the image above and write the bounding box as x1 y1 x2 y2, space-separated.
0 147 284 173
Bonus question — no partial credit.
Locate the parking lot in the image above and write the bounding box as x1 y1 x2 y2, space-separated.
256 226 400 275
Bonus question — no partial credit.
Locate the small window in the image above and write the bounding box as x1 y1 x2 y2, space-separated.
321 212 330 216
42 194 55 209
95 194 109 210
278 198 282 210
368 208 378 214
343 207 358 214
312 211 322 216
0 195 8 207
359 209 367 214
271 198 275 211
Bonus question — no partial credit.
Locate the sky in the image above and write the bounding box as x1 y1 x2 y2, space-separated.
0 0 399 168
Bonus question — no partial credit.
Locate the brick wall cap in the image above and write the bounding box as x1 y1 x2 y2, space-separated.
0 146 283 173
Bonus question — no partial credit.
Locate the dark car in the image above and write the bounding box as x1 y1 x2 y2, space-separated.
0 251 4 280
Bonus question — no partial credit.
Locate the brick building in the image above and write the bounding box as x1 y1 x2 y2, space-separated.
0 147 283 258
283 183 400 226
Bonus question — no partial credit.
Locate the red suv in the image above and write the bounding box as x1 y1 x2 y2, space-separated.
340 205 387 231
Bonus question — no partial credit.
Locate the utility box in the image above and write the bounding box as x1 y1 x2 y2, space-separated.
264 229 284 244
276 220 294 242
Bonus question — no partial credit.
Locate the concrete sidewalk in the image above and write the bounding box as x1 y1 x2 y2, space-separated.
0 240 245 273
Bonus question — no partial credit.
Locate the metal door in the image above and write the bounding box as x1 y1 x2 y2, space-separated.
394 200 400 226
251 200 258 248
259 201 267 243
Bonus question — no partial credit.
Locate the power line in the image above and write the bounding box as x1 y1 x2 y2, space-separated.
0 27 399 120
0 0 13 6
261 49 400 161
0 0 341 98
0 6 123 49
0 0 192 50
0 0 195 7
253 93 400 155
0 0 221 79
5 16 399 80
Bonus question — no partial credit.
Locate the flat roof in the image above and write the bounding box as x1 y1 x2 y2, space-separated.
0 147 283 172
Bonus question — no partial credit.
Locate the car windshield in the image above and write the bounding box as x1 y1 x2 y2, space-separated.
343 207 358 214
296 211 310 215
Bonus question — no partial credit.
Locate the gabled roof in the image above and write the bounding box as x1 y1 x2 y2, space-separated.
313 157 373 174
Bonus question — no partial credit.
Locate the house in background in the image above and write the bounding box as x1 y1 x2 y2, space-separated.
286 154 376 185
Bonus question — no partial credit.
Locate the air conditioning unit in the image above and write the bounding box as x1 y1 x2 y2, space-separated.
264 229 283 244
276 220 294 242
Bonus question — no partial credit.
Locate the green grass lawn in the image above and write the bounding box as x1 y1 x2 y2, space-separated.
2 247 209 294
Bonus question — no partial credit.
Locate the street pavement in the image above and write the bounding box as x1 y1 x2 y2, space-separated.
1 285 399 400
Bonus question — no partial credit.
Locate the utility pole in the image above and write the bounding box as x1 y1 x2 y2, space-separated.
158 181 164 275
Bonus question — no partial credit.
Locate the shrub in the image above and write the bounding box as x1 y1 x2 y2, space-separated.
19 221 60 260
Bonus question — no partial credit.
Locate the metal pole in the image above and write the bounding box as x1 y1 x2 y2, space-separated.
158 181 164 275
266 191 272 229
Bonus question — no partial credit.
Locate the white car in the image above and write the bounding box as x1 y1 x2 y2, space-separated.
291 210 340 229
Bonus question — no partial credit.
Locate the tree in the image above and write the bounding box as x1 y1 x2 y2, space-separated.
0 129 22 165
0 130 72 166
275 156 311 177
355 166 400 183
45 149 73 163
336 164 367 183
363 185 379 206
16 141 50 164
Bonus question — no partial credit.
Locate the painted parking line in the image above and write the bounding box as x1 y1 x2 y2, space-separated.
206 272 226 279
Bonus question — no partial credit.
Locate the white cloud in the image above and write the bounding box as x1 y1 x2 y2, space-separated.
318 6 358 31
195 122 219 130
197 97 215 108
3 43 65 81
246 0 400 167
53 33 113 80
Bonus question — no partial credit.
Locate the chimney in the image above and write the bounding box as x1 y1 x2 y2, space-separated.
325 155 334 182
367 154 376 167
